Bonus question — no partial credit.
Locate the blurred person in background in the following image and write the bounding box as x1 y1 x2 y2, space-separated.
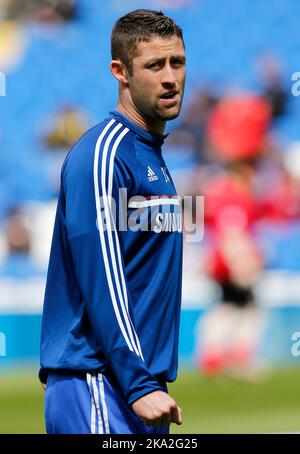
0 0 77 23
43 105 91 151
41 105 92 194
0 0 77 77
257 54 289 120
0 207 43 278
174 86 217 164
0 13 26 73
255 141 300 272
195 95 271 379
0 0 24 20
24 0 77 23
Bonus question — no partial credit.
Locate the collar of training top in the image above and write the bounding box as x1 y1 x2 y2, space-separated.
109 110 169 146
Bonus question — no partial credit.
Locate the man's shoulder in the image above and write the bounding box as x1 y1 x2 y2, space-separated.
65 119 110 162
61 117 136 179
68 117 135 158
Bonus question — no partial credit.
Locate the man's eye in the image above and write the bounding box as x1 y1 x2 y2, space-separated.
172 60 185 67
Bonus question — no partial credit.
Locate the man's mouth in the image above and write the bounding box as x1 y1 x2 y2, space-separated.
160 90 179 100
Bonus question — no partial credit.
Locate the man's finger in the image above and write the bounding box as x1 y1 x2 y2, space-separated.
140 417 160 427
171 405 182 425
140 417 154 427
161 413 171 427
177 406 183 425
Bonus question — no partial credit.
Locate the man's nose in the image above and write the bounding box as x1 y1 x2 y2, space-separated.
161 64 176 85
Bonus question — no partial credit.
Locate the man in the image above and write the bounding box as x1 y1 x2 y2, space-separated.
40 9 186 434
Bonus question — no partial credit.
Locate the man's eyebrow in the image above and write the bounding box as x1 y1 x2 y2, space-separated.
144 57 165 65
145 55 186 65
172 55 186 62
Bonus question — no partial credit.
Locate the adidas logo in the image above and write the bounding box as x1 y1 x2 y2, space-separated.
148 166 158 182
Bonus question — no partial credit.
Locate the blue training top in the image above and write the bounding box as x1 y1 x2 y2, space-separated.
40 110 183 405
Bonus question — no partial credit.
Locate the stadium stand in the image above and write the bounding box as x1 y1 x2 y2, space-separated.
1 0 300 369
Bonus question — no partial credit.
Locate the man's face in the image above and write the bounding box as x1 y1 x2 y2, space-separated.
128 36 186 123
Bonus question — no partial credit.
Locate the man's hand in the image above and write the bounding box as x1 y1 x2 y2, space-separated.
132 391 182 427
41 383 46 391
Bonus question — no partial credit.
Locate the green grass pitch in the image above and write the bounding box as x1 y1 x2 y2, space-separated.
0 368 300 433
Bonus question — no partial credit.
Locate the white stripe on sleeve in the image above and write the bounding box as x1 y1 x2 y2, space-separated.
94 120 136 353
104 124 144 359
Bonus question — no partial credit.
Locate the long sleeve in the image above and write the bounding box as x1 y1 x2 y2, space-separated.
63 125 163 405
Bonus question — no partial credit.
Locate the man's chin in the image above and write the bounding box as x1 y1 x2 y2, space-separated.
159 108 181 121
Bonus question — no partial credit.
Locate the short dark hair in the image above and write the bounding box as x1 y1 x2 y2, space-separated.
111 9 184 75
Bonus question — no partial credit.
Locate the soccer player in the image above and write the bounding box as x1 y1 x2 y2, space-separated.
39 9 186 434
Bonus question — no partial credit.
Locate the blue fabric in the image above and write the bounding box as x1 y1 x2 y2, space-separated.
40 111 183 407
45 371 169 435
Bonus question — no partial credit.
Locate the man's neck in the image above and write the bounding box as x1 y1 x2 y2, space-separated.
116 101 165 136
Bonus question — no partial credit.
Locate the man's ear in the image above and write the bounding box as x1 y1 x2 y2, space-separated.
110 60 130 85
